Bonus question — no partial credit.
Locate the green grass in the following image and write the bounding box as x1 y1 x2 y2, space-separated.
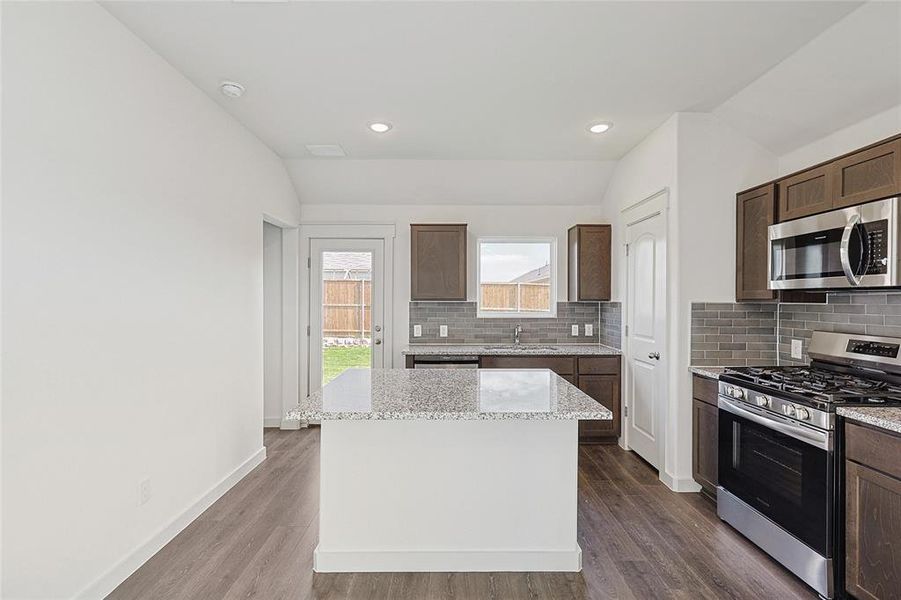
322 345 372 385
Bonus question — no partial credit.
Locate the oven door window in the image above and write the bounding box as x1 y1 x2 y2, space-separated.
718 409 831 555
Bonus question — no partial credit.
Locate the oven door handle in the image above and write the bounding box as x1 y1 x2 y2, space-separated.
840 213 863 286
718 397 832 451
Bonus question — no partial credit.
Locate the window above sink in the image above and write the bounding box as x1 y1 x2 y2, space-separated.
476 237 557 319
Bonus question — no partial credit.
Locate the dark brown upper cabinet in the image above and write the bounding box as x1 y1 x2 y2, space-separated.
833 139 901 209
773 134 901 223
568 224 611 301
777 164 834 221
410 224 467 301
735 184 777 301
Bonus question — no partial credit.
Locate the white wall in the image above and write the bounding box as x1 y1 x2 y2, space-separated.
600 113 777 490
263 222 284 426
299 203 611 374
2 3 301 598
287 159 616 206
777 103 901 175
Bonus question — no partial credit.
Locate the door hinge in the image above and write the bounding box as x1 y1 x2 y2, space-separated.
306 325 311 336
624 406 629 417
625 244 630 256
307 257 311 269
624 324 629 337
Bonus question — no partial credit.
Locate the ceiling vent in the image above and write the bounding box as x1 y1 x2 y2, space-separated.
305 144 346 158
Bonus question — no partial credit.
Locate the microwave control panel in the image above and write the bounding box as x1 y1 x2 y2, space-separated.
864 220 889 275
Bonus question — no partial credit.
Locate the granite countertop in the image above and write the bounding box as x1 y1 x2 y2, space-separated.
286 368 613 421
837 407 901 435
688 366 728 380
402 343 621 356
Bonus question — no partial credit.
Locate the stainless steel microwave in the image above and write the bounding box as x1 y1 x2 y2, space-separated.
768 196 900 290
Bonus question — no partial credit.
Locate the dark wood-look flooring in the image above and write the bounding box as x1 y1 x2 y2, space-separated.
109 428 814 599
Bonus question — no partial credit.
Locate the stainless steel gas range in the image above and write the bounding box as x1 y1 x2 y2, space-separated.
717 331 901 599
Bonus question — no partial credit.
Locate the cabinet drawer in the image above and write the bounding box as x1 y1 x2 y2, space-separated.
692 375 719 407
479 355 575 375
577 356 620 375
846 421 901 480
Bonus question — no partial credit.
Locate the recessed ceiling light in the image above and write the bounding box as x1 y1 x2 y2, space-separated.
588 122 612 134
220 81 246 98
369 122 392 133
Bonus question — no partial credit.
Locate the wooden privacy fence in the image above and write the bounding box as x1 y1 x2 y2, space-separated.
480 283 550 312
323 280 371 338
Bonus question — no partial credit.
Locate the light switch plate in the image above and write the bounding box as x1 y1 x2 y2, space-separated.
413 324 422 338
585 324 594 336
791 339 803 359
439 325 448 338
571 324 579 336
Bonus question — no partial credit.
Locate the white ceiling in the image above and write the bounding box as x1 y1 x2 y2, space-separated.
714 1 901 157
103 1 863 161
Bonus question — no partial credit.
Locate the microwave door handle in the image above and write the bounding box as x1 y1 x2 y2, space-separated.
840 213 863 286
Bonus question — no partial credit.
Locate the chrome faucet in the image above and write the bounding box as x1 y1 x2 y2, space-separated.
513 324 523 345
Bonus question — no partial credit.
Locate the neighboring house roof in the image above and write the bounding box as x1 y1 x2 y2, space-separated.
322 252 372 280
510 263 551 283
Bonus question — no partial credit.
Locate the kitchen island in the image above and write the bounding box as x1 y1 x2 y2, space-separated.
286 367 611 573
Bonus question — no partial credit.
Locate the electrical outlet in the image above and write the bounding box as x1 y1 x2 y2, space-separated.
585 324 594 336
139 478 152 506
413 324 422 338
791 339 803 360
571 324 579 336
439 325 448 338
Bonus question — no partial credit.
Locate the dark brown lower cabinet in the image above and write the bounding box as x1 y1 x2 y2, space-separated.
578 374 620 442
845 421 901 600
691 374 719 500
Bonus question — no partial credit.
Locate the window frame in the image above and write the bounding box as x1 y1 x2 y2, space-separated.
475 236 558 319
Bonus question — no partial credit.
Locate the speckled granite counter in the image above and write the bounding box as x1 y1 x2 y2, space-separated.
287 368 612 421
689 366 728 380
837 407 901 435
402 343 621 356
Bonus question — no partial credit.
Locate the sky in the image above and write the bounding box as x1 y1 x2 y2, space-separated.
479 242 550 282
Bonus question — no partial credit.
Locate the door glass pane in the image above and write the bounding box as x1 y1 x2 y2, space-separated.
321 251 372 385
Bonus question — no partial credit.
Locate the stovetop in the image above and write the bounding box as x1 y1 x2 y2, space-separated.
721 364 901 411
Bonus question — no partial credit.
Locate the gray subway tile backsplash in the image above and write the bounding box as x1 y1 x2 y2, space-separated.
691 291 901 369
690 302 778 367
409 301 622 349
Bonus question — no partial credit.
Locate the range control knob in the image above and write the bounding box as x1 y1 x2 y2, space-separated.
730 387 745 400
782 404 797 418
795 407 810 420
754 395 770 408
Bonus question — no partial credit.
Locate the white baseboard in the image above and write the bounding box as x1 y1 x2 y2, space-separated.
264 417 283 428
75 447 267 600
659 470 702 493
279 417 303 430
313 546 582 573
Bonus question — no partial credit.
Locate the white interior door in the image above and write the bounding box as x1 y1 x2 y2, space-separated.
309 239 385 393
625 207 666 469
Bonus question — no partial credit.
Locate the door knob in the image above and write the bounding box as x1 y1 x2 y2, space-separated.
648 352 660 360
374 325 382 332
374 339 382 345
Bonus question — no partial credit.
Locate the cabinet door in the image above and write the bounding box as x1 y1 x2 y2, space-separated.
577 374 620 440
845 460 901 600
692 398 718 498
777 165 834 221
568 224 611 301
736 185 776 301
833 139 901 209
410 224 467 300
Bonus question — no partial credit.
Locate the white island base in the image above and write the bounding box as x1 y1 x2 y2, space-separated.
314 418 581 573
